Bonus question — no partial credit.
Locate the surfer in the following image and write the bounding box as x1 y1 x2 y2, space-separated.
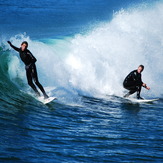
123 65 150 99
7 41 49 99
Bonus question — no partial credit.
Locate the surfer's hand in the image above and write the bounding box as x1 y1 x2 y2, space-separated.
143 83 150 90
146 86 150 90
7 41 11 45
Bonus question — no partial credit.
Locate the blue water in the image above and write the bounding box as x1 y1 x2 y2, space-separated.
0 0 155 38
0 0 163 162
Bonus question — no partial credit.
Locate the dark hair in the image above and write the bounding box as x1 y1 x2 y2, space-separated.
21 41 28 48
139 65 144 70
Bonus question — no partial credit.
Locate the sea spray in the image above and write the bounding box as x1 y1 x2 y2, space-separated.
5 1 163 98
64 2 163 97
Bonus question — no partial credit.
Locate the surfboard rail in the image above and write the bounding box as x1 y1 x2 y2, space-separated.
126 98 159 103
38 96 56 104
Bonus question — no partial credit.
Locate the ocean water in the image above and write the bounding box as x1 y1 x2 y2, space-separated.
0 0 163 162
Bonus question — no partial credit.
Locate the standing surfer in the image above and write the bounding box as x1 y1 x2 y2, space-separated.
123 65 150 99
7 41 49 99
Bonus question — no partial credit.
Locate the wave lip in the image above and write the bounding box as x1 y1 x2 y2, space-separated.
1 1 163 99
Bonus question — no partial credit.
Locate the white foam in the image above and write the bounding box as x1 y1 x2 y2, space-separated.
7 1 163 98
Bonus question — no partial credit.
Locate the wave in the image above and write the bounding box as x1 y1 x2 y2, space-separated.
1 1 163 100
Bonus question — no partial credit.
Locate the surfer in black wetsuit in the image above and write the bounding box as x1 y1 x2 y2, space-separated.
123 65 150 99
7 41 49 99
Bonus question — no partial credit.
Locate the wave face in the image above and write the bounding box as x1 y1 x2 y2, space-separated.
1 1 163 99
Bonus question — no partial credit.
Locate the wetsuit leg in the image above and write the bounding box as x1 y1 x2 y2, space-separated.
124 88 137 97
26 68 40 96
136 85 142 98
123 81 138 97
31 65 49 99
123 81 142 98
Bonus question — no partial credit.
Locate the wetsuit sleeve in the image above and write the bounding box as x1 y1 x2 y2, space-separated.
139 74 143 85
9 43 20 52
130 71 137 81
25 50 37 70
132 71 143 85
27 50 37 64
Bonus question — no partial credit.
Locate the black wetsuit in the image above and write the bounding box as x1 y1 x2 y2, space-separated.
9 43 48 99
123 70 143 98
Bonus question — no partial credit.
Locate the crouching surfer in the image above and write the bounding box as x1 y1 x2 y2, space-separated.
7 41 49 99
123 65 150 99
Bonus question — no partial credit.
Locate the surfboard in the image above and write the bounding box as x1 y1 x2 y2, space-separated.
38 96 56 104
127 98 159 103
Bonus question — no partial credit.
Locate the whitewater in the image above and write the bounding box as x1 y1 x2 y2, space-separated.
2 2 163 100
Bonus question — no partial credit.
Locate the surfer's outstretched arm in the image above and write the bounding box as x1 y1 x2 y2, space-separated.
7 41 20 52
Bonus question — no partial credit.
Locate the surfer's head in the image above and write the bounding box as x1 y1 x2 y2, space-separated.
137 65 144 73
21 41 28 51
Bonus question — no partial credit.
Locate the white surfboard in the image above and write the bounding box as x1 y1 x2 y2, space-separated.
38 96 56 104
127 98 159 103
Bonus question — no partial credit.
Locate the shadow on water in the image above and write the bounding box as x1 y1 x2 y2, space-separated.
120 102 142 114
